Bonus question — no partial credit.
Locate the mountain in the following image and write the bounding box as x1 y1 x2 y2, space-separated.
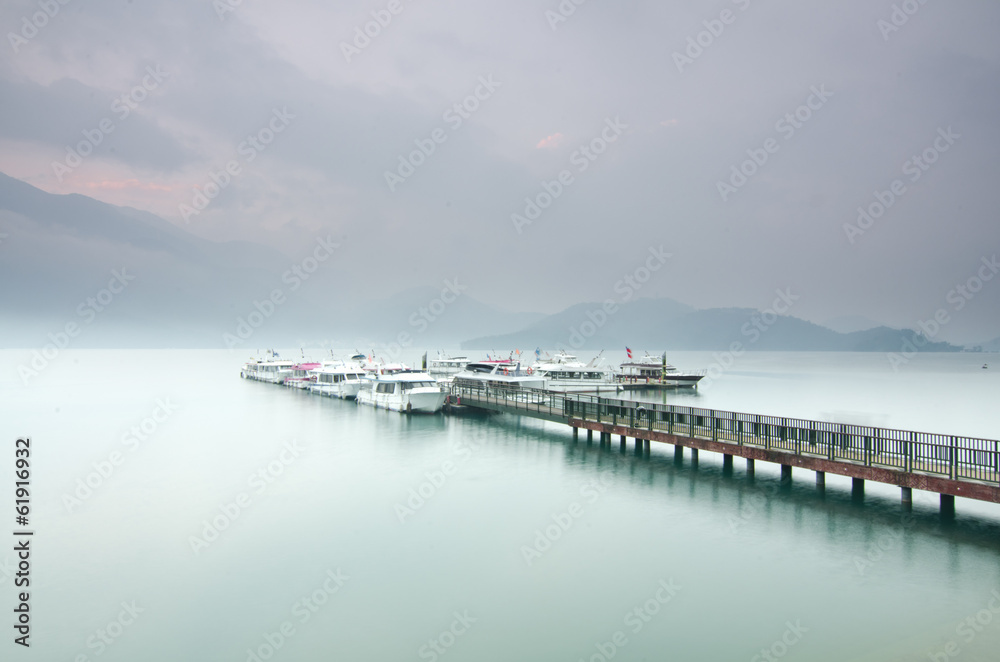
0 173 532 348
462 299 963 353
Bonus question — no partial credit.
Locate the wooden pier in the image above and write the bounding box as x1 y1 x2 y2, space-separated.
448 384 1000 516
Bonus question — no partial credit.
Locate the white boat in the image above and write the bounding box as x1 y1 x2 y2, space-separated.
426 352 470 378
310 361 367 399
453 360 546 391
532 351 620 393
618 352 705 388
356 370 447 413
240 352 295 384
285 361 321 389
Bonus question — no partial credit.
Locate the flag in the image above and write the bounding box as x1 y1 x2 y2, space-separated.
626 347 633 359
535 347 541 359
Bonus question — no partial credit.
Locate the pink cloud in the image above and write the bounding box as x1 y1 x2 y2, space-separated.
84 179 173 192
535 132 564 149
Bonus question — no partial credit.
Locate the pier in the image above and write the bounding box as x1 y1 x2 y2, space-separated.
448 383 1000 516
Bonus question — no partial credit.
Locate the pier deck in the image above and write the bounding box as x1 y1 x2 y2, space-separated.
449 384 1000 512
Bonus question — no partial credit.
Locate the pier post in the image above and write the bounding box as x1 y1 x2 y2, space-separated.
941 494 955 519
674 446 684 462
643 439 650 458
691 448 699 467
573 427 579 440
816 471 825 489
901 487 912 509
747 458 755 478
852 478 865 501
620 435 626 453
781 465 792 485
723 454 733 474
587 429 593 443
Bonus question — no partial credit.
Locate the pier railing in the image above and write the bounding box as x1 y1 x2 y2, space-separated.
450 383 1000 485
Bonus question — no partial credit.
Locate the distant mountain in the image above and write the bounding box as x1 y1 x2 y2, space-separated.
0 173 533 348
462 300 963 353
823 315 881 334
980 335 1000 352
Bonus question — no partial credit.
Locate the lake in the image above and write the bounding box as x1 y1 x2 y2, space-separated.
3 349 1000 661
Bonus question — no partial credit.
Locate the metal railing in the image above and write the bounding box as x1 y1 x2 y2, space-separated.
450 383 1000 485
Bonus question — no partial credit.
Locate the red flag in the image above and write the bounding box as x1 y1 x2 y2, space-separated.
626 347 633 359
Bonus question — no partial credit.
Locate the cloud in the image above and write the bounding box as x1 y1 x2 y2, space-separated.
535 133 564 149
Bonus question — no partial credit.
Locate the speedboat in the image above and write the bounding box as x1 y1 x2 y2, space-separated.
618 352 705 388
356 370 447 413
532 350 620 393
310 361 367 399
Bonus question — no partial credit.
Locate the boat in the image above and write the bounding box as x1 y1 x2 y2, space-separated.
453 359 546 392
426 352 470 378
531 350 621 393
355 370 448 413
309 361 367 399
240 351 295 384
618 352 705 388
285 362 321 389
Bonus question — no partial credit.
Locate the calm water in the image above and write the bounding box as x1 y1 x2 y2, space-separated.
4 349 1000 661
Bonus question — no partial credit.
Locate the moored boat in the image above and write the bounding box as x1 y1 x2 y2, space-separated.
310 361 367 399
356 370 448 413
532 350 620 393
618 351 705 388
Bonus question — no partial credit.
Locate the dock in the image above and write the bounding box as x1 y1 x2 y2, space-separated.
448 383 1000 517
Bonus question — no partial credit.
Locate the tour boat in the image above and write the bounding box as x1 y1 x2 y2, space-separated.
453 360 546 391
618 352 705 388
531 351 621 393
310 361 367 399
355 370 448 413
240 352 295 384
427 352 469 376
285 362 321 389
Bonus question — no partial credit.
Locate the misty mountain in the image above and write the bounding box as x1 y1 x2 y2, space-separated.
462 300 963 353
0 173 538 348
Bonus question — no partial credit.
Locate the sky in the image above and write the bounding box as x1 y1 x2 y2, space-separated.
2 0 999 343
